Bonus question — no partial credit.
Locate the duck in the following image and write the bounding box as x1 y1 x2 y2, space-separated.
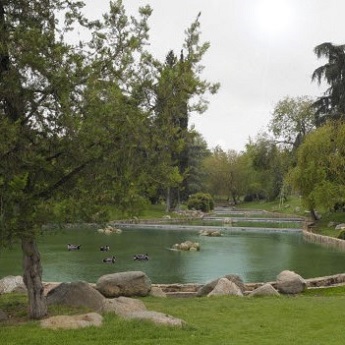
100 245 110 252
103 256 116 264
67 244 81 251
133 253 149 261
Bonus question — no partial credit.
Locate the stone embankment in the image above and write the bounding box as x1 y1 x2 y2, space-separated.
153 272 345 296
3 272 345 300
303 231 345 250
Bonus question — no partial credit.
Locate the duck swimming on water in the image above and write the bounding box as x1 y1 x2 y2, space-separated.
103 256 116 264
67 244 81 251
133 254 149 261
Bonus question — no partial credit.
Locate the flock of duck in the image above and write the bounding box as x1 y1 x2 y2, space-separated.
66 243 149 264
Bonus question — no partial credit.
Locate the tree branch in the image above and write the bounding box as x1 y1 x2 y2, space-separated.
35 161 90 200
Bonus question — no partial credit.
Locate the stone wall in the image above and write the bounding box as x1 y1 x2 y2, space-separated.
303 230 345 250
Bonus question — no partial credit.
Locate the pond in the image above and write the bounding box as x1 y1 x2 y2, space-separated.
1 227 345 284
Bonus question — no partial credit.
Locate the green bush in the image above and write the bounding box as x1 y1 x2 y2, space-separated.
337 229 345 240
187 192 214 212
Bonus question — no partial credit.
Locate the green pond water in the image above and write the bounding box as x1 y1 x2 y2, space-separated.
1 227 345 284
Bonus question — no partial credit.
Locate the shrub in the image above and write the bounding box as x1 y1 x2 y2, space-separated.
337 229 345 240
187 193 214 212
243 193 266 202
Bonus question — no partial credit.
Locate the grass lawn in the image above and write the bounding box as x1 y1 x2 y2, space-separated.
1 291 345 345
235 196 345 238
231 220 302 229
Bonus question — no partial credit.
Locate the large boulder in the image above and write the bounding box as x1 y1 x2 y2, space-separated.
102 296 185 327
196 274 245 297
102 296 147 315
207 278 243 297
123 310 186 327
248 283 280 297
41 313 103 329
96 271 151 298
276 270 306 294
0 275 27 294
46 281 105 312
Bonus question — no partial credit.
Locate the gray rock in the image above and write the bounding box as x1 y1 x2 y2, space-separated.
102 296 147 315
102 295 185 327
248 283 280 297
172 241 200 251
0 275 27 294
47 281 105 311
96 271 151 298
335 223 345 230
123 310 186 327
196 274 245 297
207 278 243 297
41 312 103 329
150 286 167 298
199 229 222 237
276 270 306 294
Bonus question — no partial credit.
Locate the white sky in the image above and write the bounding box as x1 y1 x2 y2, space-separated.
81 0 345 152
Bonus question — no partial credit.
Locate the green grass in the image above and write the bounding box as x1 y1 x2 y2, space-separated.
237 196 304 216
1 293 345 344
309 211 345 237
237 196 345 239
302 285 345 297
233 220 301 228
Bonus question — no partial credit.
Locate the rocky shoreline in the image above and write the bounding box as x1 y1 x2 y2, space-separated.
40 272 345 297
151 272 345 295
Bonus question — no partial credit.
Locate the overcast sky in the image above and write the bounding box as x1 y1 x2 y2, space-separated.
81 0 345 152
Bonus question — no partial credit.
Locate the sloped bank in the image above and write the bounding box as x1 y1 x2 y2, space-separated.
303 230 345 250
40 272 345 297
3 272 345 299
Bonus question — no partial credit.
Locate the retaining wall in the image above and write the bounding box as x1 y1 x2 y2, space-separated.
303 230 345 250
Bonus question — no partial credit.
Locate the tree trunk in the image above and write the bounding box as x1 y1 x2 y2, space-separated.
165 186 171 213
166 187 179 212
21 237 48 319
